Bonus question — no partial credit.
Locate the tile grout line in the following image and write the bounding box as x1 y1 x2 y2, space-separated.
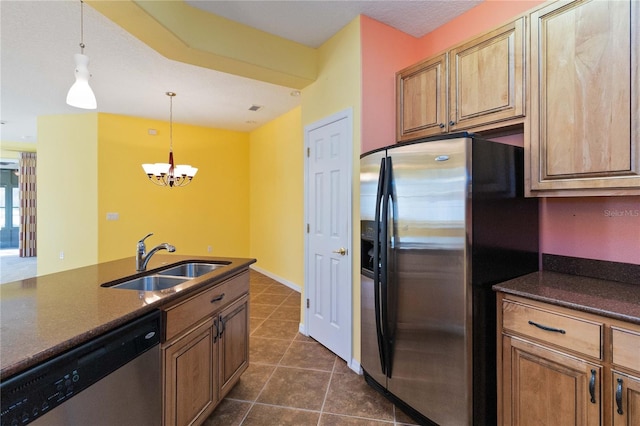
239 289 298 425
316 356 337 425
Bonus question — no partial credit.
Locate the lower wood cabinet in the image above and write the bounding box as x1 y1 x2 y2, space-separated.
162 270 249 426
218 295 249 397
612 371 640 426
498 293 640 426
164 318 218 426
502 335 601 426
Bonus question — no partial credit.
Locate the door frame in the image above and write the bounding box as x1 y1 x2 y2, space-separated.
302 107 354 368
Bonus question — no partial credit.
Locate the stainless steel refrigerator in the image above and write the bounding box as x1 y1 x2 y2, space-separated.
360 133 539 425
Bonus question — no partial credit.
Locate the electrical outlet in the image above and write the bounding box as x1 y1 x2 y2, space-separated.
106 212 119 221
207 245 212 253
59 251 64 260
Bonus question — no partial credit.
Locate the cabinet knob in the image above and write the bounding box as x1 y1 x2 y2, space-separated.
449 120 456 126
439 123 445 129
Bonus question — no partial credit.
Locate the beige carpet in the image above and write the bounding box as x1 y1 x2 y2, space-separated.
0 249 37 284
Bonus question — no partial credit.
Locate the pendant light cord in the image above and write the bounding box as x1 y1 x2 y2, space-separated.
169 93 174 152
79 0 85 53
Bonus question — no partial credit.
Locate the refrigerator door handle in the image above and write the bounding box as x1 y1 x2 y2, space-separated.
373 157 387 375
381 156 393 378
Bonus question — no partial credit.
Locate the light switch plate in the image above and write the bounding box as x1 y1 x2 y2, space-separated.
106 212 119 221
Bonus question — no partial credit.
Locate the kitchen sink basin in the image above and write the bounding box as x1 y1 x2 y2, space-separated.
101 261 230 292
107 275 187 291
156 262 229 278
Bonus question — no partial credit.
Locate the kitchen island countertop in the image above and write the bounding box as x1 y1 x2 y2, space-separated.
0 255 255 380
493 270 640 325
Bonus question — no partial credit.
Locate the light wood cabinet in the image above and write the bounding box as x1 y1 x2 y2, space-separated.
397 18 525 142
163 318 218 426
503 336 601 426
498 293 640 426
396 53 447 141
218 295 249 397
612 326 640 425
527 0 640 195
162 271 249 426
449 18 525 132
612 371 640 426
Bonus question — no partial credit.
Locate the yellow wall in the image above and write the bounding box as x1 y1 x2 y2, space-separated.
97 113 250 262
36 112 250 275
301 17 362 361
249 107 304 287
37 114 99 274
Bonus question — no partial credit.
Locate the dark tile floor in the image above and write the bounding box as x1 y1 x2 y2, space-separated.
204 270 419 426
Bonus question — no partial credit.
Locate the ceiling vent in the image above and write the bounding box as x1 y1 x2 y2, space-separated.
248 104 263 112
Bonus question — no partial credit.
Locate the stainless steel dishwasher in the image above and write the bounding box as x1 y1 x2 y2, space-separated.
1 310 162 426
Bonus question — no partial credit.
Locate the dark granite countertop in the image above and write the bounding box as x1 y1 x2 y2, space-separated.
493 271 640 325
0 254 255 380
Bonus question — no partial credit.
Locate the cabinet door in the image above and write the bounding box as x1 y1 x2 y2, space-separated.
613 371 640 426
218 295 249 397
449 18 524 131
529 0 640 193
163 318 218 426
502 336 601 426
396 53 448 141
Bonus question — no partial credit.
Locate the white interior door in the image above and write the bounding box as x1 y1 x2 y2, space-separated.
305 110 352 363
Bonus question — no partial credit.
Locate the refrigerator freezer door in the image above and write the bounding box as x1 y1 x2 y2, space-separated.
385 138 471 425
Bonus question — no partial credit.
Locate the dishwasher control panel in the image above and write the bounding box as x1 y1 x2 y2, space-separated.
1 310 161 426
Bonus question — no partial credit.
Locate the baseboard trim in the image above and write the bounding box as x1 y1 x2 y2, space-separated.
250 265 301 293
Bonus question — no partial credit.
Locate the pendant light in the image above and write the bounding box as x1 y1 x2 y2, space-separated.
142 92 198 187
66 1 97 110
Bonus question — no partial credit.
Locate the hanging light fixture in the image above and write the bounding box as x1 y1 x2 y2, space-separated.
142 92 198 187
66 0 97 110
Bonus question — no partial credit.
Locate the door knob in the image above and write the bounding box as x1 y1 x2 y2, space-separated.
332 248 348 256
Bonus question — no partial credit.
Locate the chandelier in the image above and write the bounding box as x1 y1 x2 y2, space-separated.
142 92 198 187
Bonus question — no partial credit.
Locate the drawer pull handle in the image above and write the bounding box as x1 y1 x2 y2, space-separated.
616 378 624 415
210 293 225 303
527 320 566 334
589 369 596 403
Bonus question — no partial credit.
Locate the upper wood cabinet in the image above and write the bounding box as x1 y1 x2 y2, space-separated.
397 18 525 142
449 18 525 132
527 0 640 195
396 53 448 141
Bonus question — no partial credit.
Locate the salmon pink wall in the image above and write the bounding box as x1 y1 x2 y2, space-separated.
361 16 420 153
541 197 640 265
416 0 544 57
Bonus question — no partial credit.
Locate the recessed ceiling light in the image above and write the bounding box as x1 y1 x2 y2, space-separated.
290 90 301 97
248 105 263 112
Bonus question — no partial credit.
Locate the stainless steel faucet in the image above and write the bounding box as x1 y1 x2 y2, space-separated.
136 233 176 271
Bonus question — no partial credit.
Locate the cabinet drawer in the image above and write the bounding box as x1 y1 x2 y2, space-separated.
164 271 249 341
502 300 602 359
612 327 640 373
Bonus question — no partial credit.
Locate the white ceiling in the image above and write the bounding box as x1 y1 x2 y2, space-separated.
0 0 480 146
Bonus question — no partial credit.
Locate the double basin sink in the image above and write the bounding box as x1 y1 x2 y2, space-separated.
101 261 230 292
